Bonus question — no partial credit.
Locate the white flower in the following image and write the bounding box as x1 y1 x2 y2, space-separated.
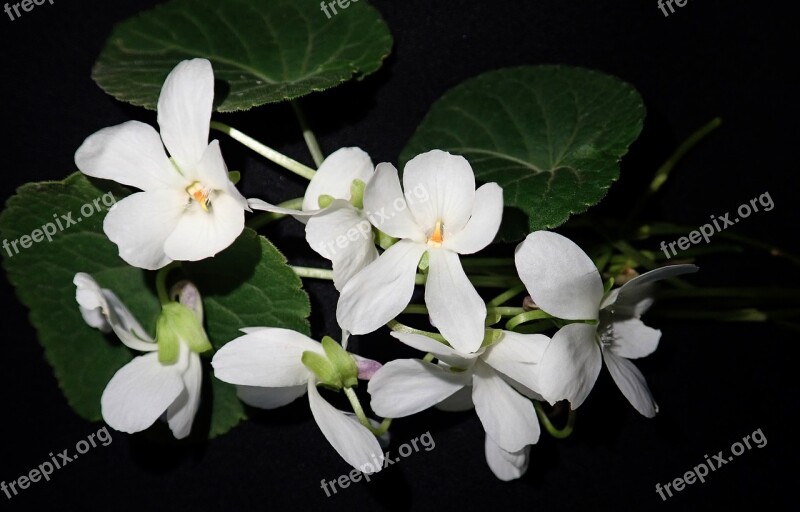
74 273 204 439
514 230 698 417
248 147 378 290
211 328 385 473
75 59 248 270
367 330 548 480
337 150 504 353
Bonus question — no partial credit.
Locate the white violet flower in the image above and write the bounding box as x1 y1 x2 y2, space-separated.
75 58 248 270
74 274 209 439
514 230 698 417
337 150 503 353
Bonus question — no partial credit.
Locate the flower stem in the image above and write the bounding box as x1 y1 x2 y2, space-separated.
290 265 521 288
247 197 304 230
155 262 180 305
343 387 391 436
487 284 526 307
505 310 553 331
210 121 316 180
290 101 325 168
534 402 576 439
291 266 334 280
402 304 525 317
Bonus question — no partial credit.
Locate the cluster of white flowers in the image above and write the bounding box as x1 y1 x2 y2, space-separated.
72 59 696 481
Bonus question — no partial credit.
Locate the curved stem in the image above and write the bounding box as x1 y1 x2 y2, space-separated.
290 101 324 167
343 387 391 436
155 262 180 305
402 304 525 317
534 402 576 439
210 121 316 180
247 197 304 230
487 284 526 307
505 310 553 331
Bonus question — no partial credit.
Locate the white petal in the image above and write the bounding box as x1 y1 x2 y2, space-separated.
157 59 214 171
539 323 601 408
163 192 245 262
167 352 203 439
194 140 248 210
435 385 475 412
481 331 549 393
402 150 475 235
362 163 426 241
443 183 503 254
609 318 661 359
514 231 603 320
302 147 375 211
305 201 378 291
74 121 182 191
368 359 470 418
236 384 307 409
390 331 479 368
211 328 322 387
485 435 530 482
101 352 185 434
74 273 111 331
603 350 658 418
613 264 699 317
337 240 427 335
425 249 486 353
472 361 539 452
308 381 384 474
103 190 185 270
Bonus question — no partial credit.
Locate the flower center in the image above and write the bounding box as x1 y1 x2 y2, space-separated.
186 181 211 212
427 220 444 247
598 307 615 349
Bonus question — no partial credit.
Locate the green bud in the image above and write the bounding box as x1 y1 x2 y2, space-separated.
603 277 615 293
318 194 335 209
302 351 341 389
418 252 430 273
156 302 212 363
375 228 398 250
227 170 241 185
480 328 504 348
322 337 359 389
349 179 366 209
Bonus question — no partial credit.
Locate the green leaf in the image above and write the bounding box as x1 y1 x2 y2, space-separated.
0 173 310 439
92 0 393 112
400 66 645 241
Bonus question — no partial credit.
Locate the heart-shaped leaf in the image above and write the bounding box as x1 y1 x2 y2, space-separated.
92 0 393 111
400 66 645 241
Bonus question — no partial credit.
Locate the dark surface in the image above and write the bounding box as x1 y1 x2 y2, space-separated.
1 1 797 510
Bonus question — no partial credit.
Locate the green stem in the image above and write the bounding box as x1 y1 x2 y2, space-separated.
625 117 722 225
343 387 391 436
505 310 553 331
290 265 521 288
291 266 334 280
402 304 526 317
155 262 180 305
290 101 325 168
534 402 576 439
210 121 316 180
247 198 304 230
386 320 448 343
487 284 526 307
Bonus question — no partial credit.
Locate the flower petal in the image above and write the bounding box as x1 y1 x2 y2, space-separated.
157 59 214 170
402 150 475 235
302 147 375 211
337 240 427 335
425 249 486 353
613 264 699 317
194 140 248 210
101 352 185 434
166 352 203 439
390 331 480 368
443 183 503 254
485 435 530 482
308 381 384 474
236 384 308 409
481 331 549 393
211 328 322 387
603 350 658 418
163 191 245 262
363 163 426 241
368 359 470 418
515 231 603 320
538 323 601 408
435 385 475 412
609 318 661 359
103 190 186 270
472 361 539 452
74 121 182 191
305 200 378 291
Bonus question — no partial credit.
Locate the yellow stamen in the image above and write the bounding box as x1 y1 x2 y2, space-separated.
186 182 210 212
428 220 444 246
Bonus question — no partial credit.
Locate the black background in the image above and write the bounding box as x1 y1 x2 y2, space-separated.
1 1 797 511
